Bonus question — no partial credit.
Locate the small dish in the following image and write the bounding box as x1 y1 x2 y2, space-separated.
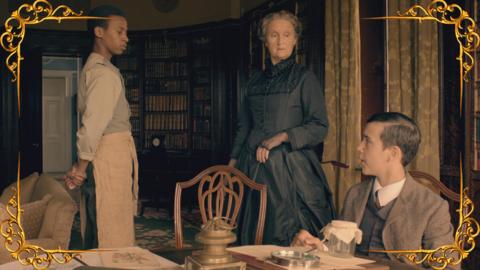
270 250 320 268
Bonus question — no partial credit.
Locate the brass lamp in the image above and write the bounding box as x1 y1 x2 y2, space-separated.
185 217 246 270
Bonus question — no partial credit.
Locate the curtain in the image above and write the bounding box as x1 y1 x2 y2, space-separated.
386 0 440 179
323 0 362 212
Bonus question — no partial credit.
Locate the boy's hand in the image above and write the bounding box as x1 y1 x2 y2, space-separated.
64 163 87 189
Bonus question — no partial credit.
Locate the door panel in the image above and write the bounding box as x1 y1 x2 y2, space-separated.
42 75 71 173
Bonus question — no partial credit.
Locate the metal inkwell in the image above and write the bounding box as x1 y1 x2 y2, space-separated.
185 217 246 270
270 249 320 268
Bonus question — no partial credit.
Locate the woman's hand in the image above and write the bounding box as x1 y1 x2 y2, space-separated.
291 229 328 252
291 229 315 247
256 132 288 163
228 159 237 167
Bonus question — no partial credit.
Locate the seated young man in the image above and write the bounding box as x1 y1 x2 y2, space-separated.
293 112 458 269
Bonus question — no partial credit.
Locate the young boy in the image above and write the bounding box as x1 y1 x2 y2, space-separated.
293 112 458 269
64 5 138 248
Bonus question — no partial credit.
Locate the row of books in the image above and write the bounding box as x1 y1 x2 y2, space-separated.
193 103 211 117
126 88 140 102
145 95 188 111
144 133 188 150
193 87 211 100
122 73 139 87
145 79 189 93
144 113 188 131
130 118 141 133
192 36 213 50
193 119 210 133
193 70 210 84
145 62 189 78
130 103 140 117
145 39 188 58
116 57 138 70
193 54 211 68
193 135 211 150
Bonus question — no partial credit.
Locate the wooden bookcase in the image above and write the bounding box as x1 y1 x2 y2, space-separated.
114 38 142 150
191 34 213 153
111 27 228 213
143 36 189 153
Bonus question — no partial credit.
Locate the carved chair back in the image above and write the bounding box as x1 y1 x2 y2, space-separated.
174 165 267 249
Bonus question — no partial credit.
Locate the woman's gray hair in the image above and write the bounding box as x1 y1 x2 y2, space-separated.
257 10 302 42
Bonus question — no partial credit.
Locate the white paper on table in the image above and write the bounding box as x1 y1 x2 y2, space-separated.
228 245 311 260
0 247 180 270
98 246 180 269
314 251 374 266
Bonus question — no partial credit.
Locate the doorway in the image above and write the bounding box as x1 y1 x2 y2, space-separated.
42 56 81 177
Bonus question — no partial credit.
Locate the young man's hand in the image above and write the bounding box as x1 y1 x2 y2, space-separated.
64 160 88 189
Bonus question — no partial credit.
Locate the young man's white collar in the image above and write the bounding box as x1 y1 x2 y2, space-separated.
373 177 406 207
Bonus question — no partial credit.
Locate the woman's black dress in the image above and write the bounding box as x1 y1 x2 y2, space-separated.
231 55 336 246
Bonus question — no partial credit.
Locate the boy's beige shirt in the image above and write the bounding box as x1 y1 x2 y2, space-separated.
77 52 131 161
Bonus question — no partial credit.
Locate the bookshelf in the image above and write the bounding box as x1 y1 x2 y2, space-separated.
191 35 213 153
114 38 142 149
295 0 308 65
295 0 323 77
143 36 189 153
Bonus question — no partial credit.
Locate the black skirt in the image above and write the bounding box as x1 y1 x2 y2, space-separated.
236 144 336 246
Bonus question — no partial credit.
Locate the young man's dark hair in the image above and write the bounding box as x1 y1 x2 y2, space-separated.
87 5 126 38
366 112 421 166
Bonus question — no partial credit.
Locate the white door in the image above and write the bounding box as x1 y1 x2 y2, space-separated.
42 71 73 175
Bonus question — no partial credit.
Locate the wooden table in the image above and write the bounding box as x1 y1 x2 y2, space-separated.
152 248 423 270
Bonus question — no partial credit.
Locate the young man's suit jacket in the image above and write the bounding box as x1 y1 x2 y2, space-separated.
341 173 459 270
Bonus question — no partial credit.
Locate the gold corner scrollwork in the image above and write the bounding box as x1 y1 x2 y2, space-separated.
366 0 480 114
366 1 479 268
0 0 104 114
372 160 479 270
0 1 106 269
1 156 93 270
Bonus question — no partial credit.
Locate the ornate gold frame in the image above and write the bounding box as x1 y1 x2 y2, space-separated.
0 1 104 269
366 1 480 269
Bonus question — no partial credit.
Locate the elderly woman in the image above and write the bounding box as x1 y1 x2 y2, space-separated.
229 10 335 245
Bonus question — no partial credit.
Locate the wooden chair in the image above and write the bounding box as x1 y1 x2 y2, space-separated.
321 160 349 169
174 165 267 249
408 170 460 202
